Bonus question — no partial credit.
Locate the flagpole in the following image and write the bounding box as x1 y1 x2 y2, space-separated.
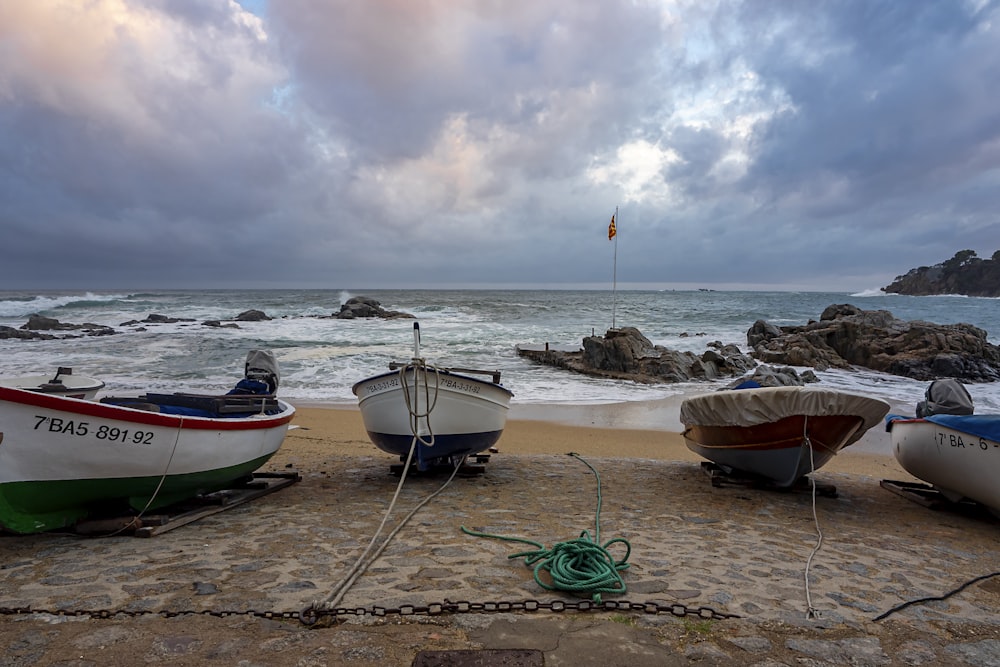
611 205 618 330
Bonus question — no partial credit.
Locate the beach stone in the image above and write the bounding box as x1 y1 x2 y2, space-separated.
896 640 938 665
727 635 773 653
945 639 1000 666
785 637 889 665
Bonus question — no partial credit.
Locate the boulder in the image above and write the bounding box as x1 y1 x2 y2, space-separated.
724 366 819 389
335 297 414 319
749 304 1000 382
235 310 270 322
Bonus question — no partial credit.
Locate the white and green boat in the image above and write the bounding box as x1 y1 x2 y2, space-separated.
0 354 295 535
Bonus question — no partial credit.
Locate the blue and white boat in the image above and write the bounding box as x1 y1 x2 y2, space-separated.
352 323 513 470
886 379 1000 517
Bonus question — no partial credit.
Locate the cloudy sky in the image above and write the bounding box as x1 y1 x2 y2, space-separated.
1 0 998 292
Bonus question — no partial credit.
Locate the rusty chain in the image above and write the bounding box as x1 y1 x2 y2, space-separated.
1 598 740 625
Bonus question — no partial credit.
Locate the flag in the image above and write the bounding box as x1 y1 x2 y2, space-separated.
608 214 616 240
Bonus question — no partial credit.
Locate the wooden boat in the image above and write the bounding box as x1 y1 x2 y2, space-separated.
886 415 1000 517
0 367 104 400
0 352 295 535
352 323 513 470
680 386 890 488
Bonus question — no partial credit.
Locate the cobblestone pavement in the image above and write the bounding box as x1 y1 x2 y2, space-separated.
2 454 998 665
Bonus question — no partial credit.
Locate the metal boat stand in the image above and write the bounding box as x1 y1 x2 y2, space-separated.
701 462 838 497
72 471 302 537
880 479 997 520
390 453 491 477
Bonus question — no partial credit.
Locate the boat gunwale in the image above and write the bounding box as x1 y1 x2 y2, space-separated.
351 367 514 398
0 386 295 431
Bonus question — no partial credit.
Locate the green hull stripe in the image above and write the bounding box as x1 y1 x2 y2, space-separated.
0 454 275 534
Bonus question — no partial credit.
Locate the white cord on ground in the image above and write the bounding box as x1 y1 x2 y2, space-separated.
311 359 460 613
801 415 824 620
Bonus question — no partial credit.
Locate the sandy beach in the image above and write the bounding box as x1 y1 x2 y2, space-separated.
2 405 998 666
286 404 922 482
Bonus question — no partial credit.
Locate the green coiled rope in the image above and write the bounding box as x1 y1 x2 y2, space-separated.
460 452 631 603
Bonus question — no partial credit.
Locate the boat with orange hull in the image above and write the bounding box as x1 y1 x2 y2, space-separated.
680 386 890 488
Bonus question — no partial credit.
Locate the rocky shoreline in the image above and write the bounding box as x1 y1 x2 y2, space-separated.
518 304 1000 385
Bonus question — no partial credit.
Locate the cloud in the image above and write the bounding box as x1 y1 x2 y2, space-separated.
1 0 998 291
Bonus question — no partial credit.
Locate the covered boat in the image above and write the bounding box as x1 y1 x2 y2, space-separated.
680 386 890 488
0 350 295 534
353 323 513 470
0 368 104 400
886 379 1000 516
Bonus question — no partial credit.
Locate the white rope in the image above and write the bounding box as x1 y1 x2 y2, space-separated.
398 358 440 447
310 360 460 614
802 415 824 619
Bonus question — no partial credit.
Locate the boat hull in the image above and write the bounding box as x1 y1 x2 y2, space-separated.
0 374 105 400
353 368 512 469
888 416 1000 515
684 414 867 487
0 386 295 534
680 387 890 488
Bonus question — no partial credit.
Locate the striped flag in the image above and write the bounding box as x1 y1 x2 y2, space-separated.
608 214 616 240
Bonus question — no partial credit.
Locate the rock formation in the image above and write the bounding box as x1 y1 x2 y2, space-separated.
334 297 414 319
883 249 1000 297
517 327 757 384
749 304 1000 382
19 314 115 337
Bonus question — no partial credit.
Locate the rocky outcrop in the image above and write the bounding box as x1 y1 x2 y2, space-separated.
749 304 1000 382
235 309 271 322
120 314 197 326
723 366 818 388
517 327 757 384
335 297 414 319
0 325 56 340
20 314 115 337
884 249 1000 297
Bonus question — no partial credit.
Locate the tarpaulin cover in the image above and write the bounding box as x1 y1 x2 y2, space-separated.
680 386 890 446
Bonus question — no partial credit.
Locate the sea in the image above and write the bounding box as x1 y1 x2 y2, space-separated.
2 288 999 427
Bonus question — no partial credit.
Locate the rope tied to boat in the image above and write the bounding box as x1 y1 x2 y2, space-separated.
398 357 440 447
461 452 630 604
304 352 460 622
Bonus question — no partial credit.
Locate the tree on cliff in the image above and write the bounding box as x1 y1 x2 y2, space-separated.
883 250 1000 297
